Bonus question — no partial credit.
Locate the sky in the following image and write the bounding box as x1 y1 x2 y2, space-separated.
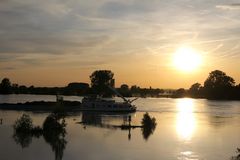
0 0 240 88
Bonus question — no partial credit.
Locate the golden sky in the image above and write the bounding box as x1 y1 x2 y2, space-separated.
0 0 240 88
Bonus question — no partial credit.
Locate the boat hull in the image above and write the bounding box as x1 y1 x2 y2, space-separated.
80 97 137 113
75 106 137 112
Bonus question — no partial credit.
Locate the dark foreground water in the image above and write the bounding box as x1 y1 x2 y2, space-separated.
0 95 240 160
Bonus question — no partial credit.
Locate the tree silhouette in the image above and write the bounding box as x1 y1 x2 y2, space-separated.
118 84 131 97
0 78 12 94
13 114 36 148
64 82 89 95
204 70 235 99
189 83 202 98
173 88 187 98
43 114 67 160
141 113 157 140
90 70 114 97
12 113 67 160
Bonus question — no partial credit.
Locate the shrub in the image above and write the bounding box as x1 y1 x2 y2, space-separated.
13 114 33 133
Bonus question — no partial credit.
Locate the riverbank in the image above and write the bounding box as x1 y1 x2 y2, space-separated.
0 101 81 112
0 100 137 113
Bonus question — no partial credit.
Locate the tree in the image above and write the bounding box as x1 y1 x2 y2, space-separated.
141 112 157 140
189 83 202 98
12 113 67 158
0 78 12 94
236 84 240 99
18 85 28 94
120 84 129 91
90 70 114 97
13 114 33 133
43 114 67 160
12 83 19 94
203 70 235 99
118 84 131 97
130 85 140 93
65 82 89 95
173 88 187 98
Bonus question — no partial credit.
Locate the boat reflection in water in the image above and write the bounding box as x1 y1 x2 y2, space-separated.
79 112 137 141
78 112 157 141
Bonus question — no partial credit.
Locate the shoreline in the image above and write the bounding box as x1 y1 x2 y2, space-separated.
0 101 81 112
0 101 137 113
1 93 240 101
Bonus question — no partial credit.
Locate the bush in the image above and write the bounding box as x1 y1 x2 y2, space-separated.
141 112 157 140
13 114 33 133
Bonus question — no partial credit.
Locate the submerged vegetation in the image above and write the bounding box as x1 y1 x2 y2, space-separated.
13 113 67 160
231 148 240 160
13 114 42 148
80 112 157 140
1 69 240 100
141 112 157 140
12 112 157 159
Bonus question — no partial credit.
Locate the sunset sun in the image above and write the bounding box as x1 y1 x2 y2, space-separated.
1 1 240 160
173 46 202 72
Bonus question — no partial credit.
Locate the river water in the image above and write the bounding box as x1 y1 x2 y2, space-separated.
0 94 239 160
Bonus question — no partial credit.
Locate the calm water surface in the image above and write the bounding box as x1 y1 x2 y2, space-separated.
0 94 240 160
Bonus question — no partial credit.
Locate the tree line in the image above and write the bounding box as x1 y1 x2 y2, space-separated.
0 70 164 97
0 78 90 95
1 69 240 100
173 70 240 100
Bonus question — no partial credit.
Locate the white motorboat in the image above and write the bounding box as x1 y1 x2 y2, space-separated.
81 96 137 112
81 86 137 112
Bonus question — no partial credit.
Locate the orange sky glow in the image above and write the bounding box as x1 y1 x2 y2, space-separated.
0 0 240 89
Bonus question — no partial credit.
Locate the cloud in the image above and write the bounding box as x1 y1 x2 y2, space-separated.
216 4 240 10
0 34 110 55
0 67 16 70
99 1 160 18
0 0 240 72
0 0 111 55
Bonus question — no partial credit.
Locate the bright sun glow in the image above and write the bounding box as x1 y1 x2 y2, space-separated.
176 98 196 141
173 46 202 72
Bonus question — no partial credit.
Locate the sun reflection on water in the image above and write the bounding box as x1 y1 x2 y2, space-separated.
176 98 197 141
178 151 199 160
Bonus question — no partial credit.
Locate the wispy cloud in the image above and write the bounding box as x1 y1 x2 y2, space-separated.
216 3 240 10
0 0 240 86
0 67 16 70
